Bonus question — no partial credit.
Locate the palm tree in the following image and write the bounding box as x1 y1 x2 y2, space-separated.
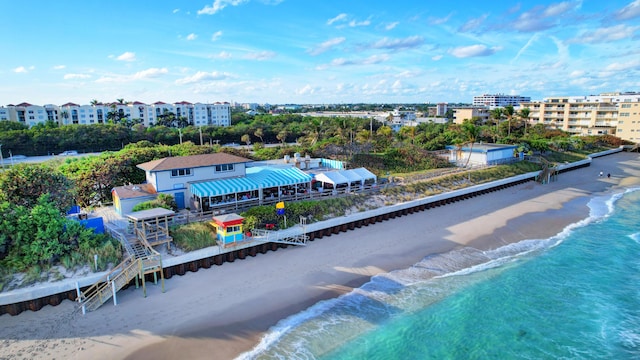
241 134 251 146
90 99 100 106
254 128 264 143
504 105 515 137
461 120 481 168
490 108 503 142
518 108 531 135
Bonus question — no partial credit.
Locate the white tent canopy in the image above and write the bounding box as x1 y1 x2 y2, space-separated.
314 167 377 187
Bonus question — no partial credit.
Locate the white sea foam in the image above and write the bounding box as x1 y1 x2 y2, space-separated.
239 188 639 359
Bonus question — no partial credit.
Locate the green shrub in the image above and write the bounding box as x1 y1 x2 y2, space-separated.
172 222 217 252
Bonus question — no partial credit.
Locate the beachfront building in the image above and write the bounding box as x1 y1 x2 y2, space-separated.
0 102 58 127
453 107 490 124
0 101 231 128
520 97 621 136
111 152 378 216
473 94 530 109
445 143 519 166
615 102 640 143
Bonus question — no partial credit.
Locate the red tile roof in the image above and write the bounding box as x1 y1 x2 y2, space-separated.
111 183 157 200
137 153 252 172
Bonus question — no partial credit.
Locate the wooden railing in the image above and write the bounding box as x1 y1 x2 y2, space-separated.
77 257 141 313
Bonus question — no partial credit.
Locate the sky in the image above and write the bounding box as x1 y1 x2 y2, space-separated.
1 0 639 106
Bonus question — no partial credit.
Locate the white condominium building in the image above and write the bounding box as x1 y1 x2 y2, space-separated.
473 94 531 108
0 101 231 128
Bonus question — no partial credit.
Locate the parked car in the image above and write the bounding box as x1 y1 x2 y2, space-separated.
58 150 78 156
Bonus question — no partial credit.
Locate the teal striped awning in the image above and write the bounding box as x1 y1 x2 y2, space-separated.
246 166 312 188
191 176 258 197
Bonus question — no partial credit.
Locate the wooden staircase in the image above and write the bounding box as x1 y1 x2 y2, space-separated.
77 227 165 314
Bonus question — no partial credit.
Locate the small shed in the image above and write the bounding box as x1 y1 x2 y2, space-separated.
112 183 157 215
445 143 519 166
210 213 245 247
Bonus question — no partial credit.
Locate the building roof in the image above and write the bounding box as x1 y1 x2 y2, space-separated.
191 176 258 197
245 166 312 188
445 143 517 153
137 153 252 172
126 207 175 221
111 183 157 199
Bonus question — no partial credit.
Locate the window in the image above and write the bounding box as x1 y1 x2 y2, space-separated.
228 225 240 233
215 164 234 172
171 168 192 177
621 104 631 108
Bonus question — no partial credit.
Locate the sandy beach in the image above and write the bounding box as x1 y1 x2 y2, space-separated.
1 152 639 360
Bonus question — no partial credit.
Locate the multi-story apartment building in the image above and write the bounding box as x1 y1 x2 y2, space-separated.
614 102 640 143
473 94 530 108
0 101 231 128
453 107 490 124
520 97 621 136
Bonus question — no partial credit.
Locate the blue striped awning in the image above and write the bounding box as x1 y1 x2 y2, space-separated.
246 166 312 188
191 177 258 197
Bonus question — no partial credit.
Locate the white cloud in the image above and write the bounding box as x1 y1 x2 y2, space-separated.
53 65 66 70
604 59 640 72
186 33 197 41
370 36 424 50
133 68 168 79
432 55 443 61
615 0 640 20
569 70 585 77
572 24 638 43
296 84 316 95
95 67 168 83
173 8 180 14
243 51 276 61
210 51 232 59
450 44 500 58
431 12 454 25
13 66 28 73
459 14 488 32
323 54 390 68
327 13 348 25
349 18 371 27
175 71 232 85
64 73 91 80
543 1 580 17
307 37 345 56
385 22 399 30
198 0 248 15
211 30 223 41
116 52 136 62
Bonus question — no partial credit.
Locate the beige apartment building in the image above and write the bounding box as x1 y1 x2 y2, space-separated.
615 102 640 143
520 97 618 136
452 107 490 124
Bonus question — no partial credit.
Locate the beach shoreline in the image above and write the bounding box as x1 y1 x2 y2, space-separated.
1 152 639 360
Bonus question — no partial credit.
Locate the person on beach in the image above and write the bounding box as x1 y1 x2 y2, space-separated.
599 171 603 177
607 173 611 178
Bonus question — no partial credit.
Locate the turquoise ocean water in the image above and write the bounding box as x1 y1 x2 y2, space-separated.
240 189 640 359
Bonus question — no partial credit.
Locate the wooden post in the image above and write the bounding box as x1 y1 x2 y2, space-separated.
76 282 85 315
112 280 117 306
139 259 147 298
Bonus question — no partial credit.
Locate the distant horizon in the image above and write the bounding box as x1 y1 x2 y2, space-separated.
2 1 639 105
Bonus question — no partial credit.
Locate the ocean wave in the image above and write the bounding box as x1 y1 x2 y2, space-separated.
238 188 637 360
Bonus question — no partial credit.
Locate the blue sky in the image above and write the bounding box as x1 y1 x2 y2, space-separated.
1 0 639 105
